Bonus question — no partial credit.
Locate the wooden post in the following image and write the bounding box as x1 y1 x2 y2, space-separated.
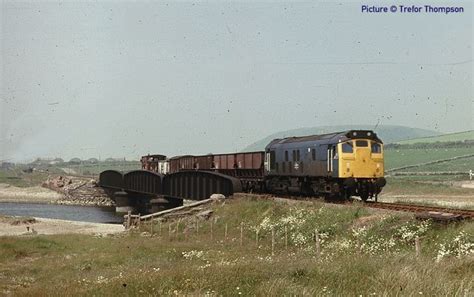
256 229 259 247
225 223 228 240
285 226 288 250
271 228 275 256
196 219 199 234
415 236 421 257
158 220 162 236
138 213 141 227
150 217 154 235
176 219 180 239
210 220 213 240
240 222 243 246
315 229 321 257
126 211 131 229
168 223 172 238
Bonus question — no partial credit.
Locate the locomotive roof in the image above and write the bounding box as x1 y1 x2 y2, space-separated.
266 130 382 146
141 154 166 160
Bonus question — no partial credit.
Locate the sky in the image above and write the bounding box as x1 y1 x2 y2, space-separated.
0 0 472 162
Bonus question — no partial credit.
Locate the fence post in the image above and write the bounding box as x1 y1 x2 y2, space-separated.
315 229 321 258
138 213 141 228
285 226 288 250
150 217 153 235
168 223 172 238
271 228 275 256
240 222 243 246
196 218 199 235
256 229 259 247
225 223 228 240
210 220 213 240
415 236 421 257
126 211 131 229
176 219 180 239
159 220 162 236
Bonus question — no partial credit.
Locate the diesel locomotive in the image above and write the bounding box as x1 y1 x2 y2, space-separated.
264 130 386 201
140 130 386 201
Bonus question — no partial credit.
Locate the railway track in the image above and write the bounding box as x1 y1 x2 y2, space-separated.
248 193 474 221
364 201 474 221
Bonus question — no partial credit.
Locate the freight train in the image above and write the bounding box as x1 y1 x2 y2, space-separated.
140 130 386 201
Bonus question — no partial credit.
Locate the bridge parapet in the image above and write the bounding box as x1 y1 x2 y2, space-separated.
124 170 163 195
99 170 124 190
163 170 242 200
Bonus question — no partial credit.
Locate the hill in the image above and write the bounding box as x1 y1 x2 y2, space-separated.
242 125 439 152
396 130 474 145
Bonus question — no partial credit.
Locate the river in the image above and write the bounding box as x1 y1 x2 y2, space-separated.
0 202 122 224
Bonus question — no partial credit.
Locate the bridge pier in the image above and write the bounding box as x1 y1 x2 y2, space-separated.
114 191 136 214
150 196 183 213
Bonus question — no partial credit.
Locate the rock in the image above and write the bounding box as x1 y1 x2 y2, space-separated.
210 193 225 200
44 175 114 207
196 209 213 220
11 217 36 225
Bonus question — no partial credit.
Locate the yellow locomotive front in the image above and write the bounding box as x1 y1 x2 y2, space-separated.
337 135 386 201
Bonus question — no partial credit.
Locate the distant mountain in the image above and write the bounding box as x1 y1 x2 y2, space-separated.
396 130 474 144
241 125 441 152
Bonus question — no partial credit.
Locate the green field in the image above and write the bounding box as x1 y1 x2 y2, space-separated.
0 170 51 187
400 155 474 172
384 147 474 170
0 197 473 295
396 130 474 145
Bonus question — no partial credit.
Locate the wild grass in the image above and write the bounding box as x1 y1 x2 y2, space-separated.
0 170 50 188
384 147 474 170
0 196 473 296
383 177 474 196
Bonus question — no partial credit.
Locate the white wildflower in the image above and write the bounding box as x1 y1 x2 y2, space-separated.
182 250 205 260
436 231 474 262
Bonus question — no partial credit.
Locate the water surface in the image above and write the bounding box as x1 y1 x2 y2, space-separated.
0 202 122 224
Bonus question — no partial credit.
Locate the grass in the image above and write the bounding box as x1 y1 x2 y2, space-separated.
400 155 474 172
0 196 472 296
0 161 141 187
382 177 474 196
384 147 474 170
396 130 474 144
0 170 50 188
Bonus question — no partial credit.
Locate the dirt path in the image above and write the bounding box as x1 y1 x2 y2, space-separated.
0 216 124 236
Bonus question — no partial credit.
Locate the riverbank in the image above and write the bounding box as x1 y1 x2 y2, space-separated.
0 183 63 204
43 175 115 207
0 215 124 236
0 174 115 207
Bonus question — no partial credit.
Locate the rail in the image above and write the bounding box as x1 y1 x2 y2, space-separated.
364 201 474 220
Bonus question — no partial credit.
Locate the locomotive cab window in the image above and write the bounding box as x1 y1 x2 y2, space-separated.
355 140 368 147
285 151 288 161
371 142 382 154
342 141 353 153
